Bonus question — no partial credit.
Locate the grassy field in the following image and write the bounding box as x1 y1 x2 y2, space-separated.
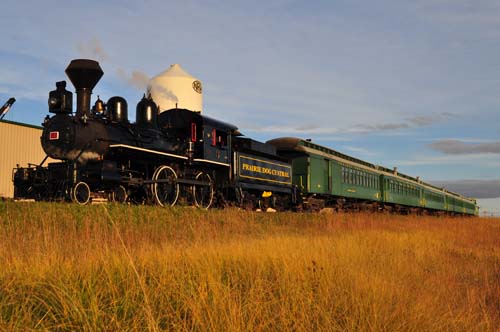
0 201 498 331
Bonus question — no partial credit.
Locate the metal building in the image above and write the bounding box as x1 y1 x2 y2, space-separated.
0 120 51 198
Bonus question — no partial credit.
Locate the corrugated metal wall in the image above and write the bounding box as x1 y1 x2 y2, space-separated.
0 121 50 198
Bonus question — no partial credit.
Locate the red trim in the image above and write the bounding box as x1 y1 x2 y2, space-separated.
191 122 197 142
212 128 216 146
49 131 59 140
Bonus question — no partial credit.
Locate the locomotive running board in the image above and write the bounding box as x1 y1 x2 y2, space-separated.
144 178 211 186
193 158 230 167
109 144 188 160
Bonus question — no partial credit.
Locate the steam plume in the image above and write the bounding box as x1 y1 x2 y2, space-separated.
77 38 110 62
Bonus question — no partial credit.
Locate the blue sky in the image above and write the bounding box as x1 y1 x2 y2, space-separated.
1 0 499 213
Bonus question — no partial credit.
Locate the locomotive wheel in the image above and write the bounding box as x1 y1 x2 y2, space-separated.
152 165 179 207
72 181 91 205
111 185 128 203
192 172 214 209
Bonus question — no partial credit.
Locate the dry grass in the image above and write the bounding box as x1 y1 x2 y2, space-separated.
0 201 499 331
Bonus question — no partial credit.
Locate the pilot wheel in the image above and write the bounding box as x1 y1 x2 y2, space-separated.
72 181 91 205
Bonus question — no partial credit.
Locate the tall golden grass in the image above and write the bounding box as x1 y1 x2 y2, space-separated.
0 201 498 331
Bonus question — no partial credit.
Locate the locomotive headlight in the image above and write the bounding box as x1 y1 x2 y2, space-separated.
48 96 60 108
48 81 73 114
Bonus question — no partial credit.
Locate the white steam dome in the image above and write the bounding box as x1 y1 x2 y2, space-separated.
147 64 203 113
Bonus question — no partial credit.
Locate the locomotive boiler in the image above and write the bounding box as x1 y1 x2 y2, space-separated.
42 60 180 163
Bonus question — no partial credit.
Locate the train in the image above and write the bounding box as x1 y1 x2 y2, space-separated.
12 59 478 216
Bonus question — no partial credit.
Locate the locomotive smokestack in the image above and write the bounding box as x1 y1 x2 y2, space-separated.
65 59 103 118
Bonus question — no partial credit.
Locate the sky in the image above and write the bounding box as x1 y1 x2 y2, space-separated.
0 0 499 214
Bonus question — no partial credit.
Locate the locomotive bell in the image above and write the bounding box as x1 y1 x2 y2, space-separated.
65 59 104 118
136 94 158 128
93 96 105 114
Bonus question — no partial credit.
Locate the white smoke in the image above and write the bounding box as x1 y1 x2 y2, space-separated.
45 146 101 164
129 71 150 90
116 69 179 110
77 38 110 62
147 81 179 103
76 39 179 110
116 69 149 90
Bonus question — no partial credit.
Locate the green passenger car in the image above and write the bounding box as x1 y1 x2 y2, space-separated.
382 175 421 209
267 137 478 216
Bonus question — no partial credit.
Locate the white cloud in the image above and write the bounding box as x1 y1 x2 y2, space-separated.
395 153 500 167
433 179 500 199
414 0 500 25
418 137 500 143
428 139 500 154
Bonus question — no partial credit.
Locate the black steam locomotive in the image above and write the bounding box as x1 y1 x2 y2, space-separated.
13 59 296 209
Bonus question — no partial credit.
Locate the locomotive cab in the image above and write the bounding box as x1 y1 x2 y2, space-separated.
158 109 237 164
199 116 234 165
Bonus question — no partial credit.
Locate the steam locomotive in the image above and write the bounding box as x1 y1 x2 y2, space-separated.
13 59 295 209
12 59 477 215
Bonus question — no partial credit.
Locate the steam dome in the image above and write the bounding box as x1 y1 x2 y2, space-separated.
148 64 203 113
